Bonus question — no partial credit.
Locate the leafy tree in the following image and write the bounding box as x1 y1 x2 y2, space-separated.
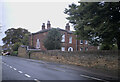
64 2 120 50
43 28 61 50
12 42 22 51
21 34 29 46
2 28 30 45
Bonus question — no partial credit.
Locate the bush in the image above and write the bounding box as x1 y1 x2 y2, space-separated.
100 44 118 50
11 51 18 56
100 44 112 50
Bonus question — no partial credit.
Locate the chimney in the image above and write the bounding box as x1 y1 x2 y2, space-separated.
65 23 70 31
47 21 51 29
42 23 45 30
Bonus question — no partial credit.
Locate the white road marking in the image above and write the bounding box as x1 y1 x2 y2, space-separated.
25 74 31 78
10 66 12 68
34 79 40 82
18 71 23 73
13 68 17 70
80 74 108 82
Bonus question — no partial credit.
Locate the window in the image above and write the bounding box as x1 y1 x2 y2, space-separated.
85 40 88 44
80 40 83 44
68 47 73 51
97 46 100 50
36 39 40 49
80 48 83 51
61 34 65 42
61 47 65 51
69 36 72 43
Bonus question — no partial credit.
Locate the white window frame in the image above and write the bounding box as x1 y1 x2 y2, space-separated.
80 48 83 51
61 47 65 51
36 39 40 49
97 46 100 50
68 47 73 51
80 40 83 44
69 36 72 43
61 34 65 42
85 40 88 44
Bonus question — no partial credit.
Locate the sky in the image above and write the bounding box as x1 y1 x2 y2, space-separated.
0 0 79 45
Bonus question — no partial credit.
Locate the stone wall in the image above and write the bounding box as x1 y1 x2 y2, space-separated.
18 47 119 72
18 47 29 58
30 50 118 70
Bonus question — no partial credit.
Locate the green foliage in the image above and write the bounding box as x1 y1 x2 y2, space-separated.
11 51 18 56
2 28 30 45
2 28 30 52
12 42 22 51
100 44 113 50
65 2 120 50
21 34 29 46
100 43 118 50
43 28 61 50
112 44 118 50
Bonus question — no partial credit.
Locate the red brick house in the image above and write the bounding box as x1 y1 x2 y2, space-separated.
29 21 98 51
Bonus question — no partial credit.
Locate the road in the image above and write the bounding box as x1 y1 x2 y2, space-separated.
1 56 118 82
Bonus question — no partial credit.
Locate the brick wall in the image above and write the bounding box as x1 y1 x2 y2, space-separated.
29 28 98 51
32 32 48 50
60 31 77 51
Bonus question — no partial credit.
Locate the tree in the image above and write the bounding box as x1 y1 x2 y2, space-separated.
2 28 30 52
2 28 30 45
21 34 29 46
43 28 61 50
12 42 22 51
64 2 120 50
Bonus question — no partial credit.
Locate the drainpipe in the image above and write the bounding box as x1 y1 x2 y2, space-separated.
76 35 77 51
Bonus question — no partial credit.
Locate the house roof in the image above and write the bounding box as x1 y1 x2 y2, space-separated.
31 27 73 35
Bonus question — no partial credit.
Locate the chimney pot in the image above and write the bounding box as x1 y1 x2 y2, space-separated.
42 23 45 30
47 21 51 29
65 23 70 31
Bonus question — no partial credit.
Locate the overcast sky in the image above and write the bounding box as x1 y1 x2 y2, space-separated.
0 0 79 45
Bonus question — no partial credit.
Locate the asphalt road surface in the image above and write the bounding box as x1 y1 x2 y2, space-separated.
1 56 118 82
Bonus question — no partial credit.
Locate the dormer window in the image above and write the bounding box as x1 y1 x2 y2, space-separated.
69 36 72 43
80 40 83 44
61 34 65 42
